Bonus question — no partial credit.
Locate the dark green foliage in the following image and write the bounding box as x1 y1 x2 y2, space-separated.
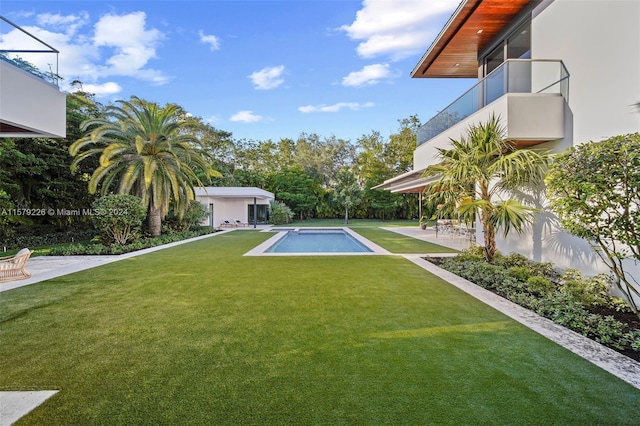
526 275 553 296
1 228 97 251
268 200 294 225
48 228 214 255
436 249 639 354
92 195 147 245
272 168 319 220
163 200 208 233
546 133 640 312
559 269 612 308
0 91 100 239
507 266 531 282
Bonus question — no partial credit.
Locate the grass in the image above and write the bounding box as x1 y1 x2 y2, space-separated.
1 229 639 424
352 226 458 254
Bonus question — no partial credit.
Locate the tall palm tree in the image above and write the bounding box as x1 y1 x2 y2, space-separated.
70 97 216 237
422 115 549 262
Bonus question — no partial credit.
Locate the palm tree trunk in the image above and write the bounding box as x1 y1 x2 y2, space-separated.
148 206 163 237
483 220 496 262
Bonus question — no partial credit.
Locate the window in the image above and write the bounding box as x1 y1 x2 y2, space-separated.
482 20 531 77
485 43 505 75
248 204 269 224
507 21 531 60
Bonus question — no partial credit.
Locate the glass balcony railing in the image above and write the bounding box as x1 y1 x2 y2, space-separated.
417 59 569 146
0 15 60 87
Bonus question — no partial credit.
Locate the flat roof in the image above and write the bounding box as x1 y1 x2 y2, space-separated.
411 0 533 78
372 168 435 194
194 187 274 200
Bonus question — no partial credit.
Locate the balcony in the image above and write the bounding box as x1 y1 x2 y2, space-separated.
0 16 66 138
417 59 569 146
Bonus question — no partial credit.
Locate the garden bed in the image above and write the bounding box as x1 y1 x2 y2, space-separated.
47 227 217 256
424 248 640 362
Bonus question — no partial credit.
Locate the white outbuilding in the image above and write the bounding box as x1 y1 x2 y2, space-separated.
194 187 275 229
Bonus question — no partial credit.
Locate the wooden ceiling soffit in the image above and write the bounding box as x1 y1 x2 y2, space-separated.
411 0 532 78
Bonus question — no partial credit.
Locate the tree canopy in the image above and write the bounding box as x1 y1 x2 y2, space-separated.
546 133 640 312
69 96 217 236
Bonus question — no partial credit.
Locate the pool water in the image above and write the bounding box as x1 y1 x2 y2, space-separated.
266 229 373 253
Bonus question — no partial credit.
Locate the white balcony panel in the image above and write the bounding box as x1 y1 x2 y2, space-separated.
0 61 67 138
414 93 565 170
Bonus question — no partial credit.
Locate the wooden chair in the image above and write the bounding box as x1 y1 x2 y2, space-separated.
0 248 33 282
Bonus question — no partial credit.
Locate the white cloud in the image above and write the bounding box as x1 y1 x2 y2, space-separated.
340 0 459 60
249 65 285 90
298 102 375 113
82 81 122 96
230 110 264 123
342 63 398 87
93 12 167 84
199 30 220 51
0 11 169 89
0 24 99 81
36 12 90 35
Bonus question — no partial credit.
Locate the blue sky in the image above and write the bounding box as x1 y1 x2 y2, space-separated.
0 0 474 142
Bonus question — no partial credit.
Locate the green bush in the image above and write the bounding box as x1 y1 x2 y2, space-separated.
4 229 98 250
560 270 612 307
163 200 208 233
507 266 531 282
434 248 639 355
269 200 294 225
526 276 552 296
92 195 146 245
48 227 215 256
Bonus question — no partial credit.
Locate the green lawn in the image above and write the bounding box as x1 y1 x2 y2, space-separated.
1 230 638 425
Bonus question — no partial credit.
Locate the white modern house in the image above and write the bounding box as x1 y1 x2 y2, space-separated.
376 0 640 275
194 187 274 229
0 16 66 138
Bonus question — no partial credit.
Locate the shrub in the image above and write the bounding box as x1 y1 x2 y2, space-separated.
432 249 640 356
526 276 553 296
163 200 208 233
495 252 530 269
269 200 294 225
48 227 215 256
4 229 98 250
560 270 612 307
507 266 531 282
92 195 146 245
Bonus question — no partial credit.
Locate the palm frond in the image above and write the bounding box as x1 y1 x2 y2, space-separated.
491 199 539 237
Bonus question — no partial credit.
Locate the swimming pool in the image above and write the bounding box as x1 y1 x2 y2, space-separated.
266 229 372 253
244 227 390 256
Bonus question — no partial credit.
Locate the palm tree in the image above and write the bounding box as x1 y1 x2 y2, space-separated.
422 115 549 262
70 97 216 237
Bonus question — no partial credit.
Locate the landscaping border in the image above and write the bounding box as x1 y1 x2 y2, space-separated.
404 254 640 390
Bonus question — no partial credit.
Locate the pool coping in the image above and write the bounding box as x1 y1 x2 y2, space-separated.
243 227 391 256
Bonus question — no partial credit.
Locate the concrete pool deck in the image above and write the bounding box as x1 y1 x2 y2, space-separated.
1 226 639 423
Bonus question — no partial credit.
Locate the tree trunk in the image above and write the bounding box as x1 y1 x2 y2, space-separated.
345 206 349 224
148 206 163 237
483 219 496 263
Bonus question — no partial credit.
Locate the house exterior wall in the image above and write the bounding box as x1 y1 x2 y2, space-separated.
495 0 640 271
531 0 640 146
489 1 640 304
0 61 67 138
196 196 271 227
411 0 640 300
